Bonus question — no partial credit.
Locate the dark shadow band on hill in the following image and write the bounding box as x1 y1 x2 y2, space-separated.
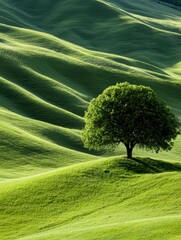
116 157 181 174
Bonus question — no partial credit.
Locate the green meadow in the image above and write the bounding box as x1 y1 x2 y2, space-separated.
0 0 181 239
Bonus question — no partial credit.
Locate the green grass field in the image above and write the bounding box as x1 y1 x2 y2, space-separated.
0 0 181 239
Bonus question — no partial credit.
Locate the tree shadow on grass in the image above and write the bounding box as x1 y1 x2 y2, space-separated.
117 157 181 174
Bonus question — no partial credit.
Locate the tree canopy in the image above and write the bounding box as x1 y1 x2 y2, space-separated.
82 82 180 158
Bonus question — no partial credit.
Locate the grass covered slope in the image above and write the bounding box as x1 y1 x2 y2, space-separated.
0 20 181 176
0 0 181 178
1 0 181 74
0 157 181 239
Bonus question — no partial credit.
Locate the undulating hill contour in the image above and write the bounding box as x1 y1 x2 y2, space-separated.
0 0 181 239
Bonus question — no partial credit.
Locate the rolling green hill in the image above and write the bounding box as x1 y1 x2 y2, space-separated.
0 157 181 240
0 0 181 239
1 0 181 68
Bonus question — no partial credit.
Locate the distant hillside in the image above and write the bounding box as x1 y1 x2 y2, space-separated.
1 0 181 68
159 0 181 7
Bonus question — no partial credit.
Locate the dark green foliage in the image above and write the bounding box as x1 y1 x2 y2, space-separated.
82 82 180 158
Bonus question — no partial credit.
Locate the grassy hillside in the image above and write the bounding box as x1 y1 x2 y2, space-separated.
1 20 180 173
0 22 181 178
0 0 181 239
1 0 181 70
0 157 181 239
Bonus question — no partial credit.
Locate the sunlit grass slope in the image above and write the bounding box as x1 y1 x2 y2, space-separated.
1 0 181 77
0 157 181 239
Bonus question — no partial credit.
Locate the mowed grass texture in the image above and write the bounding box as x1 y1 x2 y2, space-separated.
0 0 181 239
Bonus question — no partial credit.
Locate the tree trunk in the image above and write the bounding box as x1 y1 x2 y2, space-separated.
126 146 133 159
125 142 134 159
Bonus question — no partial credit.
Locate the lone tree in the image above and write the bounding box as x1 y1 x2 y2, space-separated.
82 82 180 158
